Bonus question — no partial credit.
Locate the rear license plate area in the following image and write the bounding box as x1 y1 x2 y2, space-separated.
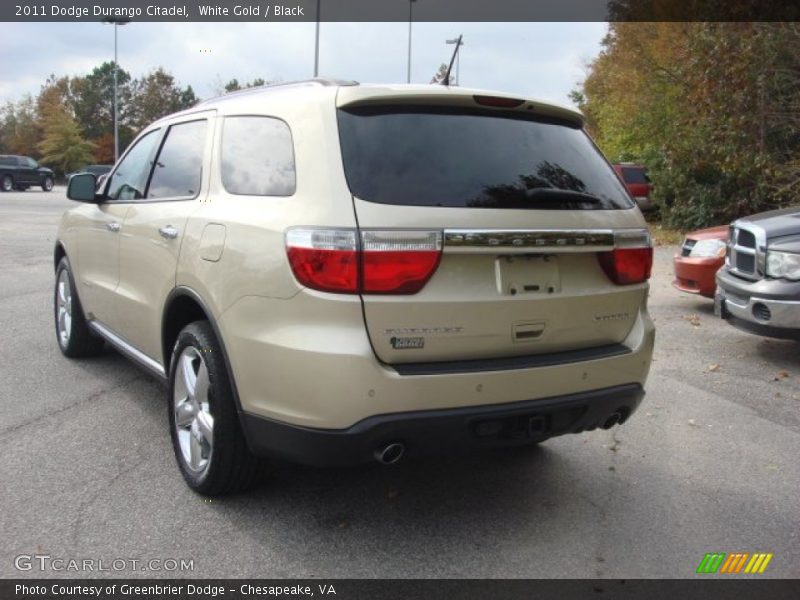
495 254 561 296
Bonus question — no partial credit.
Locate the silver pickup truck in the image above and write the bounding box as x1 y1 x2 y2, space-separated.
715 207 800 339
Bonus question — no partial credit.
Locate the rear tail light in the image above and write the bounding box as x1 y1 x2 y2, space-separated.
598 230 653 285
286 228 442 294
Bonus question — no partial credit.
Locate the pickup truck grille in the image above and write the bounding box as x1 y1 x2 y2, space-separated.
728 224 763 281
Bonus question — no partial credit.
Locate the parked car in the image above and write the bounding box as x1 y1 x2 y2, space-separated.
0 154 55 192
716 207 800 339
56 79 655 495
673 225 728 298
67 164 113 181
612 163 653 211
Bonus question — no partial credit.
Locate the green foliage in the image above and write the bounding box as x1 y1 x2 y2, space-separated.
128 68 198 130
574 23 800 229
37 107 95 175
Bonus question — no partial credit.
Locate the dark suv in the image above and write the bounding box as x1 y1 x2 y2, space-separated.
0 155 55 192
715 207 800 339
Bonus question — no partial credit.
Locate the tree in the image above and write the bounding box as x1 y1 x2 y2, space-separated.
573 23 800 229
0 96 40 156
38 107 95 175
128 68 198 131
71 62 133 141
430 63 448 84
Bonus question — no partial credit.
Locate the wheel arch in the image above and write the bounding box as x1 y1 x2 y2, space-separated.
162 287 247 418
54 242 67 271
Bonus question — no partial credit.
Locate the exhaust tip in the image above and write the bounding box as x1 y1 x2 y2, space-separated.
602 412 623 430
375 442 405 465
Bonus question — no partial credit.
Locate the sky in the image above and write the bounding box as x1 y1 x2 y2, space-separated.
0 21 607 107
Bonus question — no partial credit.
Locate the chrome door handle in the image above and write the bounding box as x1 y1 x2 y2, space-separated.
158 225 179 239
106 222 121 232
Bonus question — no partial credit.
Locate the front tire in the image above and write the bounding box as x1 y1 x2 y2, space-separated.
54 257 105 357
41 176 54 191
168 321 265 495
1 175 13 192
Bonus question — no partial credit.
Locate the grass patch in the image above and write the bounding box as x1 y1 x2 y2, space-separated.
648 223 685 246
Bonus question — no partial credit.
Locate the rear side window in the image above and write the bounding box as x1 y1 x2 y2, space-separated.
337 106 633 210
221 116 295 196
148 120 207 199
622 167 649 184
0 157 14 166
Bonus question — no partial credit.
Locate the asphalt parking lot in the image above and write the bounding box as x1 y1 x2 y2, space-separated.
1 189 798 579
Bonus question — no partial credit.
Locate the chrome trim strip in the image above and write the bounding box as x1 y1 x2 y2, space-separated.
443 229 615 253
89 321 166 379
729 221 768 281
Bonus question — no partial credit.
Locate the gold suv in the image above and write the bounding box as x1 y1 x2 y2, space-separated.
55 79 655 495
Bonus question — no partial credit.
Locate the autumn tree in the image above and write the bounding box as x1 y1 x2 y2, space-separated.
38 107 95 175
127 68 198 130
0 96 39 156
574 22 800 229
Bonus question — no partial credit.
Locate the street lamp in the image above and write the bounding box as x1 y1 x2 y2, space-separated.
407 0 417 83
446 37 464 86
102 16 130 162
314 0 320 77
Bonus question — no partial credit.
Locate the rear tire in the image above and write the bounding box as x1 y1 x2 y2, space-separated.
42 176 54 191
168 321 265 495
54 257 105 358
1 175 13 192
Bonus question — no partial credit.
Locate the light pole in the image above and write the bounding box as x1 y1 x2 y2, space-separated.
314 0 320 77
102 17 130 162
407 0 417 83
446 37 463 86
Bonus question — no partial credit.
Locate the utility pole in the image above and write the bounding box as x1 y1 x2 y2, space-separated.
314 0 320 77
407 0 417 83
102 17 130 162
446 36 464 85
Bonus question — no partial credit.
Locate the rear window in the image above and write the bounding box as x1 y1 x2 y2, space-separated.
621 167 649 184
337 106 633 210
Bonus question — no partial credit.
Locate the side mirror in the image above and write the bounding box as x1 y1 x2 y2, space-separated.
67 173 98 203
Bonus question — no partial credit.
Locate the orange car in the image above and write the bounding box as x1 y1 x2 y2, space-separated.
673 225 729 298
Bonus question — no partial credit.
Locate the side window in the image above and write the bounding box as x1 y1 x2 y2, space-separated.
221 116 296 196
147 120 207 199
0 157 14 166
107 130 161 200
25 157 37 168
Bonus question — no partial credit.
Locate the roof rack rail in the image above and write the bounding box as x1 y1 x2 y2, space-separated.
198 78 359 105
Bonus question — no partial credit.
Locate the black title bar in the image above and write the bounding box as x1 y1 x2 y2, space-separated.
3 579 800 600
3 0 800 22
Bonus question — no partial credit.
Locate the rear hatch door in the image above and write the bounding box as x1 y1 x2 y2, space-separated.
336 91 650 366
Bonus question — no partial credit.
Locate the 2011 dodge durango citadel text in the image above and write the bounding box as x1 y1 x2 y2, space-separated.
55 80 655 495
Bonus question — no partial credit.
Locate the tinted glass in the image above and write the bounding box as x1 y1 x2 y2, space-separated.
107 130 161 200
25 157 37 168
87 165 111 175
221 117 295 196
622 167 649 184
0 157 14 166
338 107 633 210
148 120 207 199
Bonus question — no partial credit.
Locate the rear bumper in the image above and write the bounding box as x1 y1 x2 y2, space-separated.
219 294 654 430
241 383 644 467
672 255 723 298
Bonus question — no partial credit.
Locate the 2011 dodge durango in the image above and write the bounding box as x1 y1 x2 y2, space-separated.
55 79 656 495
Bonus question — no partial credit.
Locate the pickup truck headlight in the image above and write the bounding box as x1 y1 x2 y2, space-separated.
689 238 727 258
766 250 800 280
